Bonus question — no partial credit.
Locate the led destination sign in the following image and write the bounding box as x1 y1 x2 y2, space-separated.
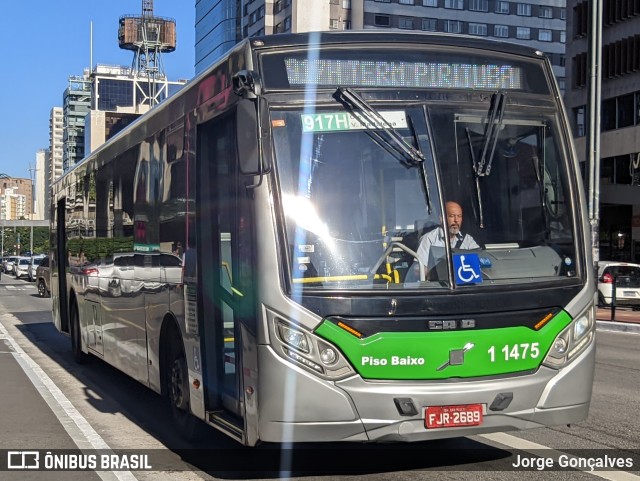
284 58 523 90
301 111 408 133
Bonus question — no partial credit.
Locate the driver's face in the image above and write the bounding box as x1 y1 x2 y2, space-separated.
446 202 463 236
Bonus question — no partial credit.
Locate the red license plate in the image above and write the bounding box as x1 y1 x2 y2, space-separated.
425 404 483 429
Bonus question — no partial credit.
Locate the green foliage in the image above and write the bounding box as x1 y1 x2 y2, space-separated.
1 227 49 256
67 236 134 264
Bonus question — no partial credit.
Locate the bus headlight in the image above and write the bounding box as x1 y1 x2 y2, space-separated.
573 314 591 342
543 304 595 369
277 321 310 353
273 317 354 380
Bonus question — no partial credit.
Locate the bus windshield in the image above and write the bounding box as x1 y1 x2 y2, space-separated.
273 100 577 291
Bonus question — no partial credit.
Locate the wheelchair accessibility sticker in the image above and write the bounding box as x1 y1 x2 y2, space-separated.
453 254 482 285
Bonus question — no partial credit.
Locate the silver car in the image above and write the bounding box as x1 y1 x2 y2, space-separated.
29 256 46 282
36 256 51 297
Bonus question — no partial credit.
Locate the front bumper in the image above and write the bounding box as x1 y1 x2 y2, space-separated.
256 341 595 443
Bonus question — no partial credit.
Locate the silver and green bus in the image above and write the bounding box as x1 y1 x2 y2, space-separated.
51 31 595 446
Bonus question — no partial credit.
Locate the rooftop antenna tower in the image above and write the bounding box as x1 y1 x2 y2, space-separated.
118 0 176 107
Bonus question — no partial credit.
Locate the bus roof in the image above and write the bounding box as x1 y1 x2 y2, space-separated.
247 30 544 59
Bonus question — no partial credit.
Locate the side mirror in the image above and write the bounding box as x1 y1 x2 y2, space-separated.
237 99 259 175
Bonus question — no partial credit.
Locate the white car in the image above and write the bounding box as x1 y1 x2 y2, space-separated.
28 256 46 282
14 257 31 280
597 261 640 308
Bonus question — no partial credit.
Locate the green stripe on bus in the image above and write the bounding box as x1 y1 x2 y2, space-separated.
315 311 572 380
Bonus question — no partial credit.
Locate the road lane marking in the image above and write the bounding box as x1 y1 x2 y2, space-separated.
0 320 138 481
481 432 640 480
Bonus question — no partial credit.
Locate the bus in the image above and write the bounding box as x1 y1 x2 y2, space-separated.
51 31 595 446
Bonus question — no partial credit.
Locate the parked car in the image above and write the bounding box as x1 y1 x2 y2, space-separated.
28 255 46 282
14 257 31 279
597 261 640 308
36 256 51 298
3 256 18 274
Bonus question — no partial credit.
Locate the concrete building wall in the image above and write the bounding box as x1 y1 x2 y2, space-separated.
565 2 640 262
34 149 48 221
0 178 32 220
195 0 567 87
291 0 331 32
49 107 64 185
85 110 106 157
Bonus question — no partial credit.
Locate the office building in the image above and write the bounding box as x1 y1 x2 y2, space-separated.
195 0 567 88
84 64 187 156
0 178 32 220
565 1 640 262
49 107 64 183
62 73 92 172
60 65 187 172
196 0 242 74
34 149 48 220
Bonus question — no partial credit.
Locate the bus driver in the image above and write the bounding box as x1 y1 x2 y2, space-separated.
415 201 479 273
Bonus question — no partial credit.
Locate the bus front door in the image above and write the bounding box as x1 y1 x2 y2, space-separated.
198 115 243 421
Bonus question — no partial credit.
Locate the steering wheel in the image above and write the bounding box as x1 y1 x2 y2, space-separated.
369 241 425 282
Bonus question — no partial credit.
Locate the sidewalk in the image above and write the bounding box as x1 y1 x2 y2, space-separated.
596 306 640 334
596 307 640 324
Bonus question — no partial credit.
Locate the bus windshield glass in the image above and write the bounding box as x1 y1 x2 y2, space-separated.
272 100 577 291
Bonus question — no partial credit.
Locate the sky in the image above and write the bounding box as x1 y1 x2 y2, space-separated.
0 0 196 180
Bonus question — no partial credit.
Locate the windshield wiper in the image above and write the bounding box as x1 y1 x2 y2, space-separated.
469 92 506 228
476 92 506 177
333 87 425 165
466 127 486 228
407 113 432 214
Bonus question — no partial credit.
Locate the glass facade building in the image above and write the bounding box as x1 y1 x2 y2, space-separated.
196 0 241 74
565 0 640 262
195 0 566 88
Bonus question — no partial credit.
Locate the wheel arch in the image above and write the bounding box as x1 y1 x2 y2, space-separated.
67 288 78 334
159 313 183 398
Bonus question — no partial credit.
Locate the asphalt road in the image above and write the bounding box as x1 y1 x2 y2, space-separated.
0 274 638 480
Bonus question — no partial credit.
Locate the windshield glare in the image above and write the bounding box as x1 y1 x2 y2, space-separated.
272 104 577 291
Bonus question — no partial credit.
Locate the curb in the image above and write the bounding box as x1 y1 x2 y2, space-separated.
596 320 640 334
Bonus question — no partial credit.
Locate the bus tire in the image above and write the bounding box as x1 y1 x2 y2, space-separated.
70 302 89 364
167 338 204 441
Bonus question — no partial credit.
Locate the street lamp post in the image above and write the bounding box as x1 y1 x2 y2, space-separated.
1 173 7 256
28 163 38 256
587 0 603 268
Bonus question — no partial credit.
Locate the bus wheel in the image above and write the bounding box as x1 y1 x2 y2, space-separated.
70 302 89 364
167 340 203 440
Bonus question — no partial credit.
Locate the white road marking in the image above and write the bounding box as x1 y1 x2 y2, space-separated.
481 432 640 480
0 320 138 481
